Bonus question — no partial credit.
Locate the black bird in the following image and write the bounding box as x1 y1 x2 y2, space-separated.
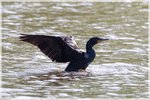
19 34 108 72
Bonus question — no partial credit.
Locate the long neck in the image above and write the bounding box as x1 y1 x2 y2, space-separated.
86 43 96 60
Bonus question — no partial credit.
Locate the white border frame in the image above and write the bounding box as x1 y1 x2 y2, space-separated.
0 0 149 100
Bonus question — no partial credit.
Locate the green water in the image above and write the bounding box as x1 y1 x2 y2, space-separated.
2 2 148 99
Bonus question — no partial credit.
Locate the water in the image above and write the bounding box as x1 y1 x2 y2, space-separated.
2 2 148 99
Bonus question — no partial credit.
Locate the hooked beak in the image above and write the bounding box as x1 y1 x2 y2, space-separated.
97 38 109 43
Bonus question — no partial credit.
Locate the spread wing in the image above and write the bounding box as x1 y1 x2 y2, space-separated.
19 34 84 62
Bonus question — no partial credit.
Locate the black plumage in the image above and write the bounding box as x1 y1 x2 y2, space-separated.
19 34 108 72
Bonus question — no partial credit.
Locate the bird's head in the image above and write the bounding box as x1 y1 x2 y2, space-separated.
87 37 109 47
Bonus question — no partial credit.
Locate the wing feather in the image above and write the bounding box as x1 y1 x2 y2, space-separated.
19 34 84 62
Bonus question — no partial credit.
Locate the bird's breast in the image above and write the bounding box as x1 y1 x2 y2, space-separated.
85 53 95 62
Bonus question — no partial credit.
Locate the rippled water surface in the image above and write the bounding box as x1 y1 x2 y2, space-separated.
2 2 148 99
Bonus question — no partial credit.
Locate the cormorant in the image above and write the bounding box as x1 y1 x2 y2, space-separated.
19 34 108 72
